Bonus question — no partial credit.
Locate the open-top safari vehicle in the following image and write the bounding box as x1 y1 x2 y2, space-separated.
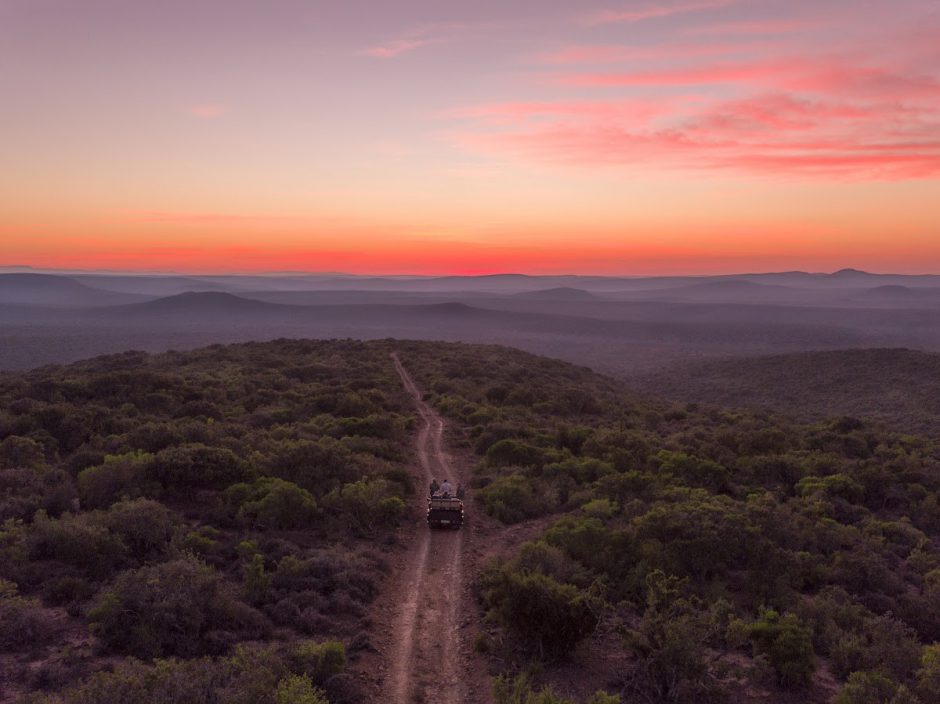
427 496 464 528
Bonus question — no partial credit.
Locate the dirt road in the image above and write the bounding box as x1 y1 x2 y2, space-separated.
387 353 466 704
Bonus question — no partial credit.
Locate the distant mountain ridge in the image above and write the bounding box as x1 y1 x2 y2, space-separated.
114 291 289 316
7 268 940 298
0 273 148 307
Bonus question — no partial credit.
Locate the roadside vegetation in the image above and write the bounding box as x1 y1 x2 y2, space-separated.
395 341 940 703
0 340 413 702
3 338 940 703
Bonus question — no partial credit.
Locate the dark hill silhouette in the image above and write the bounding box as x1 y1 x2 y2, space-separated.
0 273 147 307
111 291 291 317
860 285 940 305
831 268 872 278
511 287 598 301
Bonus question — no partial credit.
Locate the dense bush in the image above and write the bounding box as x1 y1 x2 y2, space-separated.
90 556 266 658
26 643 347 704
833 671 918 704
100 498 180 561
917 644 940 702
745 609 816 688
482 562 599 659
0 578 56 651
148 443 248 489
323 478 406 534
493 673 620 704
78 451 157 508
0 434 46 469
291 640 347 684
477 473 554 523
226 477 320 529
624 571 730 703
26 510 128 578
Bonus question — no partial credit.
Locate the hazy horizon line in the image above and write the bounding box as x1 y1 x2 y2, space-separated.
4 264 940 279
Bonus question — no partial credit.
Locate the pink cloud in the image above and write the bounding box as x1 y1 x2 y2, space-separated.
539 40 772 65
458 120 940 180
682 18 818 36
557 59 798 87
449 47 940 181
188 104 226 119
555 57 940 102
445 99 674 126
361 38 433 58
582 0 738 26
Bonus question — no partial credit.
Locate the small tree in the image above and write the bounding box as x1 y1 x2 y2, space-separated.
292 640 346 684
274 674 328 704
834 671 920 704
746 609 816 689
624 571 730 703
227 477 319 530
90 557 231 657
324 478 405 533
482 566 598 659
917 644 940 702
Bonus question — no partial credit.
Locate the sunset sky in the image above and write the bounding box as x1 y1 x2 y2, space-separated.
1 0 938 274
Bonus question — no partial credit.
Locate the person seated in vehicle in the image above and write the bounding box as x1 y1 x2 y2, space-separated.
456 483 465 499
439 479 454 497
429 478 440 496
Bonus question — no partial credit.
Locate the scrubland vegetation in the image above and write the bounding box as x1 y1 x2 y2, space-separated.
2 338 940 703
394 341 940 703
0 340 412 702
632 348 940 436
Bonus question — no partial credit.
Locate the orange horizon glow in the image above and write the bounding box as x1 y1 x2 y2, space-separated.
1 1 938 275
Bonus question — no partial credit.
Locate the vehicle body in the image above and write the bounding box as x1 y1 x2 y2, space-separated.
427 496 464 528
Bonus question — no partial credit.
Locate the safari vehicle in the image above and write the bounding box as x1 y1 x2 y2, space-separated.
427 496 464 528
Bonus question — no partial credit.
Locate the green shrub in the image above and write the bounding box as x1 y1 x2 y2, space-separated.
0 435 45 469
746 609 815 688
90 557 262 657
477 473 553 524
78 451 156 509
292 640 346 684
274 674 328 704
917 644 940 702
28 646 317 704
324 478 405 533
102 498 180 561
27 510 127 578
0 578 56 650
654 451 729 492
482 566 598 658
148 444 248 489
493 673 619 704
833 671 912 704
244 554 271 605
625 571 730 703
486 439 547 469
226 477 319 530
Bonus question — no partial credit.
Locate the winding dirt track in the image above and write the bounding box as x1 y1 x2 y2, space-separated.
388 353 466 704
